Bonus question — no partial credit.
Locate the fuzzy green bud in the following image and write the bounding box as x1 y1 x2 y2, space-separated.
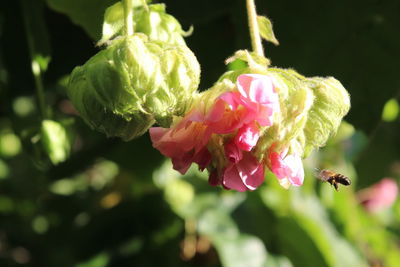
68 34 200 140
99 2 188 46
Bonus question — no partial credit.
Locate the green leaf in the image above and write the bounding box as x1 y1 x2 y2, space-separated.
75 253 109 267
98 1 125 45
46 0 119 40
41 120 71 164
213 234 267 267
260 184 368 267
257 15 279 46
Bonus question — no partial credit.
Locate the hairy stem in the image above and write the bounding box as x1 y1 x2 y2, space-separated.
246 0 264 57
123 0 134 36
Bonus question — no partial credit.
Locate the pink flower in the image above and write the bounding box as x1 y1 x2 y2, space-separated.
150 114 211 174
358 178 398 212
150 74 280 191
268 148 304 188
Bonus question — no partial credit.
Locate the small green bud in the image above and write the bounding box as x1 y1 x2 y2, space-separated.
68 34 200 140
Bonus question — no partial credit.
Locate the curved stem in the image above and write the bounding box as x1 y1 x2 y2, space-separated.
123 0 134 36
246 0 264 57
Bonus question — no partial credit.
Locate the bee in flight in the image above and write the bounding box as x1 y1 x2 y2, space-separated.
317 169 351 191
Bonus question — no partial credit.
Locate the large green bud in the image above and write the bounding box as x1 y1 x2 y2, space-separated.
68 34 200 140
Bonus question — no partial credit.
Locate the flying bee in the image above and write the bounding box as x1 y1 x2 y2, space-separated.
317 169 351 191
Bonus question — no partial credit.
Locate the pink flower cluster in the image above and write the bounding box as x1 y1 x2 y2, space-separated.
150 74 304 191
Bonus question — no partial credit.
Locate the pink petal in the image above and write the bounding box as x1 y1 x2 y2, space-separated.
205 99 226 122
222 153 265 192
219 92 240 111
269 149 304 186
171 150 195 174
224 141 243 163
236 153 265 190
193 147 212 171
359 178 398 212
208 170 220 186
234 123 260 151
269 151 287 179
282 154 304 186
237 74 277 104
222 165 248 192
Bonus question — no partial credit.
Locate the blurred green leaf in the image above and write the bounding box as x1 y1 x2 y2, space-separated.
46 0 119 40
261 178 368 267
12 96 36 117
41 120 71 164
213 234 267 267
0 131 22 158
327 186 400 267
75 253 109 267
382 98 399 122
0 159 9 179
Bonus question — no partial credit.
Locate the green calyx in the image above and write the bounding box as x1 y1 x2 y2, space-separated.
68 34 200 140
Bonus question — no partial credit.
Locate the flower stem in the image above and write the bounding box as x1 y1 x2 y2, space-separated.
246 0 264 57
31 61 47 119
123 0 134 36
21 1 49 120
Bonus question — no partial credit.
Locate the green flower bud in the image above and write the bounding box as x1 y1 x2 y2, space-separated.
134 4 189 45
68 34 200 140
99 2 188 46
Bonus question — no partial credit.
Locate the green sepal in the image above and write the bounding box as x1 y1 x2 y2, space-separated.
301 77 351 156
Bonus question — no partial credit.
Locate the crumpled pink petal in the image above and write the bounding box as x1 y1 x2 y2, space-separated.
224 141 243 163
358 178 398 212
236 74 280 127
269 150 304 186
222 152 264 191
150 121 210 174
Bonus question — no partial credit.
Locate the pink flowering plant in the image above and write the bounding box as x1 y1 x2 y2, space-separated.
151 56 350 191
148 0 351 191
66 0 350 192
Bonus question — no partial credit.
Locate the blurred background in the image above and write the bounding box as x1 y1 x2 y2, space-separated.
1 0 400 266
